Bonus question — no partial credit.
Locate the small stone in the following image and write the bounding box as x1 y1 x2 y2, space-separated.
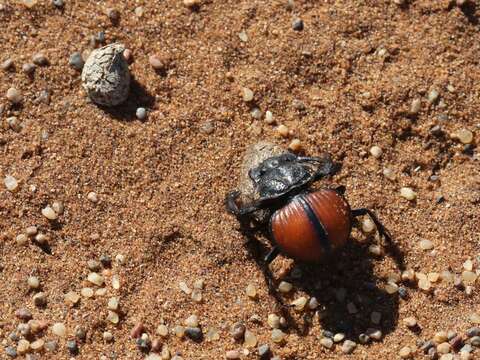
65 291 80 305
400 187 417 201
205 327 220 342
107 297 119 311
191 288 202 302
6 88 22 104
5 346 17 358
244 330 258 347
383 167 395 180
66 340 78 355
135 107 147 120
276 124 289 137
69 52 84 71
308 297 319 310
242 87 254 102
292 18 304 31
371 311 382 325
267 314 280 329
434 331 449 343
370 146 383 158
200 122 214 135
246 284 257 299
466 327 480 337
385 282 399 294
4 175 19 192
75 327 87 341
112 274 120 289
130 323 144 338
461 344 474 353
15 308 32 321
179 281 191 294
183 0 200 8
17 340 30 355
449 335 463 350
174 325 185 338
411 98 422 114
238 30 248 42
185 327 202 341
103 331 114 342
428 89 439 103
44 340 58 352
358 333 370 344
399 346 412 359
439 354 453 360
419 239 434 250
52 0 64 8
22 63 36 74
320 337 333 349
258 344 271 358
1 58 13 71
151 338 162 352
333 333 345 342
437 342 451 354
184 315 199 328
87 272 104 286
271 329 286 343
278 281 293 293
288 139 302 152
462 271 477 283
136 334 151 351
51 201 64 215
33 292 47 307
87 192 98 203
231 322 246 341
342 340 357 354
32 53 48 66
403 317 417 328
421 340 436 353
96 288 107 296
265 111 274 124
292 296 308 311
226 350 240 359
106 8 120 22
26 226 38 236
51 323 66 337
367 329 383 340
454 129 474 144
471 336 480 346
369 244 382 256
41 206 58 220
441 271 454 283
30 339 44 352
106 311 119 324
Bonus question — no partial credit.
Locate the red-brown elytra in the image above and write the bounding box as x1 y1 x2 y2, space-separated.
227 152 392 263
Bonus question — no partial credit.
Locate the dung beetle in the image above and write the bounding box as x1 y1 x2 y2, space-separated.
226 152 392 263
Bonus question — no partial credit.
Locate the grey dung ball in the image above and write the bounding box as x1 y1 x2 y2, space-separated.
81 43 130 107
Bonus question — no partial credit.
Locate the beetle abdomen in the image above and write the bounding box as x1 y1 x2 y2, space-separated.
270 189 351 262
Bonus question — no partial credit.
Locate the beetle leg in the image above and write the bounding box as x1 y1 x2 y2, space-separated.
351 208 392 242
226 191 268 216
297 154 336 179
264 246 280 264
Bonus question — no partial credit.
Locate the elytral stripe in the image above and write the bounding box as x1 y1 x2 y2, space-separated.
296 194 331 252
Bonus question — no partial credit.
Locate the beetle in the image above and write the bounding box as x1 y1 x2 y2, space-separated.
226 152 392 263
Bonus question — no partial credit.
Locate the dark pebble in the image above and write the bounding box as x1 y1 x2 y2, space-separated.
66 340 79 355
52 0 64 8
75 327 87 341
466 327 480 338
463 144 475 155
258 344 271 359
185 327 203 342
15 308 32 321
32 54 49 66
292 18 304 31
5 346 17 358
421 340 435 354
69 52 84 71
44 340 58 352
454 276 464 290
107 8 120 23
100 254 111 267
449 335 463 350
429 175 440 182
322 330 334 338
35 89 51 105
136 337 151 352
9 332 19 342
231 322 246 341
151 339 162 352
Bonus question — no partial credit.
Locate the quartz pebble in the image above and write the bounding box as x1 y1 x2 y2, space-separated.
428 89 439 103
149 55 164 70
292 296 308 311
271 329 286 343
419 239 434 250
81 287 94 297
258 344 271 358
267 314 280 329
403 317 417 328
107 311 119 324
22 63 35 74
342 340 357 354
41 206 58 220
87 272 104 286
454 129 474 144
65 291 80 305
278 281 293 293
370 146 383 158
399 346 412 358
242 87 254 102
410 98 421 113
87 192 98 203
51 323 66 337
400 187 417 201
184 315 199 327
276 124 289 137
265 111 274 124
289 139 302 152
4 175 19 191
32 53 48 66
136 107 147 120
246 284 257 298
437 342 451 354
244 330 257 347
226 350 240 359
320 337 333 348
183 0 200 7
107 297 119 311
462 271 477 283
179 281 191 294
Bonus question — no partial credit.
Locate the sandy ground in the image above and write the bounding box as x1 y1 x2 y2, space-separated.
0 0 479 359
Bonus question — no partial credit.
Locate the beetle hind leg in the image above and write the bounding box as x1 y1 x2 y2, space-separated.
351 208 392 242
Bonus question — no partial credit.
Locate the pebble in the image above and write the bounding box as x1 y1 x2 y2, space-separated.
439 355 453 360
244 330 258 347
258 344 271 358
183 0 200 7
17 340 30 355
333 333 345 342
107 311 119 324
184 315 199 328
320 337 333 348
246 284 257 298
174 325 185 338
289 139 302 152
466 327 480 338
103 331 114 342
419 239 434 250
136 107 147 120
292 18 304 31
130 323 144 338
87 191 98 203
26 226 37 236
341 340 357 354
421 340 436 353
437 342 451 354
30 339 44 352
32 54 48 66
66 340 78 355
434 331 449 343
450 335 463 350
16 233 28 245
400 187 417 201
15 308 32 321
69 52 84 70
385 282 399 294
271 329 286 343
461 344 474 353
52 0 63 8
241 87 254 102
265 111 274 124
292 296 308 311
1 58 13 70
226 350 240 359
44 340 58 352
308 297 319 310
6 88 22 104
136 334 151 351
106 8 120 22
5 346 17 358
470 336 480 346
454 129 474 144
51 323 66 337
41 206 58 220
428 89 439 103
411 98 422 113
4 175 19 191
251 107 262 119
368 329 383 340
470 313 480 324
403 317 417 328
75 327 87 341
238 30 248 42
65 291 80 305
276 124 289 137
278 281 293 293
267 314 280 329
33 292 47 307
383 167 395 180
107 297 119 311
179 281 191 294
185 327 202 341
86 272 104 286
462 271 477 283
399 346 412 358
370 146 383 158
22 63 36 74
205 327 219 342
112 275 120 289
149 55 164 70
231 322 246 341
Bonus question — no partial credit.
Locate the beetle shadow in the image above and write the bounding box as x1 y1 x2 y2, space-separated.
240 221 404 342
100 77 155 121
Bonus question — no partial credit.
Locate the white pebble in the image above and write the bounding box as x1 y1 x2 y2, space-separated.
265 111 274 124
242 87 254 102
369 146 383 159
278 281 293 293
400 187 416 201
87 192 98 203
27 276 40 289
87 272 104 286
6 87 22 104
51 323 66 337
4 175 19 191
41 206 58 220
